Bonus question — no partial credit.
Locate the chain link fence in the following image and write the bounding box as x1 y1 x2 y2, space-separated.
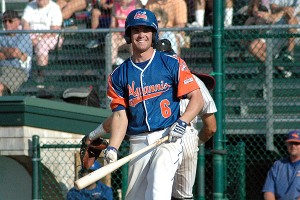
222 24 300 200
3 24 300 200
2 1 300 199
33 136 130 200
33 135 247 199
1 26 299 200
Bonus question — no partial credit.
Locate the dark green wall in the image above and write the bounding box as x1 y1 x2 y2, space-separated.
0 96 111 134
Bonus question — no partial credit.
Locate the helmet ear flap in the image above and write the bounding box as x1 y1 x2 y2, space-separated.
125 29 131 44
125 35 131 44
152 34 157 48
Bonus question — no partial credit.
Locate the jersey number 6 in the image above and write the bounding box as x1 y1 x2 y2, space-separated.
160 99 171 118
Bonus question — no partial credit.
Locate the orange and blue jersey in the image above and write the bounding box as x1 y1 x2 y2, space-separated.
107 50 199 135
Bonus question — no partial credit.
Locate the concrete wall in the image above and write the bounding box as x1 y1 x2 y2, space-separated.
0 126 82 156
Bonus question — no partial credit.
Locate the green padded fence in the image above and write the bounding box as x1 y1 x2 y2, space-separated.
32 135 130 200
32 136 247 200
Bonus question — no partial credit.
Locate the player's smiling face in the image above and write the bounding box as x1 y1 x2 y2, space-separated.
131 25 153 52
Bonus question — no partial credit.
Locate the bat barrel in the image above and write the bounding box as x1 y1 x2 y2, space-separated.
74 158 129 189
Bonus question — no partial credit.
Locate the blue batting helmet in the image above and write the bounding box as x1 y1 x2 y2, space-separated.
89 160 101 171
124 9 158 45
79 160 101 176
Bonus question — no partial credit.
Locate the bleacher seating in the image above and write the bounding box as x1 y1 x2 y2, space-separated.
16 32 107 106
185 31 300 134
2 1 299 133
10 29 300 133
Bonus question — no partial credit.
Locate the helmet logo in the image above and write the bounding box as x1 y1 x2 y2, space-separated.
292 133 300 139
134 11 147 20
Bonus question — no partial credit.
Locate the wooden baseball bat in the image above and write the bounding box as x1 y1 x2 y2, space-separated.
74 135 169 190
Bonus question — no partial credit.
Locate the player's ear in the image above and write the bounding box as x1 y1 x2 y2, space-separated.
124 28 131 44
152 34 156 48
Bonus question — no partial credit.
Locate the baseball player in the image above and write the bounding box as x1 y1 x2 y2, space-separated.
85 74 216 200
84 40 216 200
105 8 203 200
84 73 216 200
172 72 217 199
157 39 217 199
66 161 113 200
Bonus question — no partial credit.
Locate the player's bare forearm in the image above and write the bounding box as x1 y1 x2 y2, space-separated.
103 115 113 133
86 115 113 144
109 110 128 150
263 192 276 200
199 113 216 143
180 89 204 124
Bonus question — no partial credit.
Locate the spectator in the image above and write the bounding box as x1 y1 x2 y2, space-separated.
262 130 300 199
270 0 299 58
144 0 187 28
188 0 233 27
224 0 234 27
152 8 178 54
241 0 271 47
144 0 189 51
248 0 298 78
244 0 271 26
56 0 87 22
189 0 207 27
66 160 113 200
110 0 136 65
0 10 33 96
86 0 114 49
22 0 63 68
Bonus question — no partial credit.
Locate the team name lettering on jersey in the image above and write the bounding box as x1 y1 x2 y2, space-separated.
128 81 171 107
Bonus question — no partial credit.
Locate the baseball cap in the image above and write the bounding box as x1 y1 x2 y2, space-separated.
2 10 20 20
192 72 216 90
286 130 300 143
156 39 176 55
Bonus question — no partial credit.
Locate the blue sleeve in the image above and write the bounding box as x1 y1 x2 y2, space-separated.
25 34 33 56
112 105 126 112
66 188 80 200
97 183 114 200
18 34 33 57
110 64 128 99
104 186 113 200
262 163 277 193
